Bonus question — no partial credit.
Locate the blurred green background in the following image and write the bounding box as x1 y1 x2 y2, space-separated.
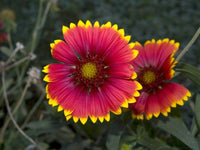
0 0 200 150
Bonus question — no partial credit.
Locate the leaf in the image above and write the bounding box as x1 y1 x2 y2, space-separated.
0 46 12 57
176 63 200 85
136 126 178 150
195 94 200 128
191 118 198 136
26 120 60 130
92 147 103 150
137 134 178 150
157 117 199 150
65 143 83 150
26 120 74 137
106 134 121 150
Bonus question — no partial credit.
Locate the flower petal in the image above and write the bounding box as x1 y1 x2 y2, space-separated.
145 93 160 120
43 63 75 82
51 40 79 65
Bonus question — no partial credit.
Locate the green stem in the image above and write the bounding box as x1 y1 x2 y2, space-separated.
4 54 31 71
21 92 45 129
0 78 31 145
18 0 52 85
40 1 52 29
176 27 200 62
1 71 43 149
29 0 43 53
7 30 13 51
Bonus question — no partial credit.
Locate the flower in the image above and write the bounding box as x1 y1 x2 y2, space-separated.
0 9 16 21
27 67 41 84
16 42 24 50
43 20 142 124
129 39 191 120
0 21 8 45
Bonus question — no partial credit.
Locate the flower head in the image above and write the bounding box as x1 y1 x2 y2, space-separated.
43 20 141 124
0 9 16 22
27 67 41 84
129 39 191 120
0 21 8 45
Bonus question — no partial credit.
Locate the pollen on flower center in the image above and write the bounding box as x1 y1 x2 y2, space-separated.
138 67 164 93
143 71 156 84
81 62 97 79
74 56 107 88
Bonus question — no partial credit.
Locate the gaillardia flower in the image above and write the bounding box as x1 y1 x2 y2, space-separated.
129 39 191 120
0 21 8 45
43 20 142 124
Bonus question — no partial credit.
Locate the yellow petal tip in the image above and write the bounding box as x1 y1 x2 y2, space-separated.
104 21 112 28
129 42 135 49
80 118 88 124
121 100 128 108
133 91 140 97
112 108 122 115
99 116 104 123
70 23 76 29
94 21 100 27
73 116 79 123
64 110 72 116
86 20 92 27
62 25 69 34
50 43 55 48
54 39 62 44
43 75 50 82
57 105 63 112
112 24 118 31
104 113 110 122
77 20 85 27
135 81 142 90
42 65 49 73
90 116 97 123
128 97 136 103
118 29 125 37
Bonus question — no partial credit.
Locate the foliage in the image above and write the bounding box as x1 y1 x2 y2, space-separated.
0 0 200 150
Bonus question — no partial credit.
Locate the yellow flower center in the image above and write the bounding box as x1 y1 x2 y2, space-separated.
81 62 97 79
143 71 156 84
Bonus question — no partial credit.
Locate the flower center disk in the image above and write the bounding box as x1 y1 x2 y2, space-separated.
81 62 97 79
74 56 107 89
138 67 164 93
143 71 156 84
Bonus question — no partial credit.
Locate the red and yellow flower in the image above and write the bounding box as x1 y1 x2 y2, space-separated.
0 21 8 45
43 20 142 124
129 39 191 120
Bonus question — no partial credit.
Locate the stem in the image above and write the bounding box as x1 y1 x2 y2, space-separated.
21 92 45 129
7 30 13 51
18 0 52 86
0 78 31 144
5 46 20 66
29 0 43 53
4 55 31 71
176 27 200 62
1 71 43 150
40 1 52 29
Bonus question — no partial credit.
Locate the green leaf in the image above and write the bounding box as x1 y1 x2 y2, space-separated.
106 134 121 150
137 134 178 150
0 46 12 57
26 120 74 137
191 118 198 136
92 147 103 150
157 117 199 150
176 63 200 85
26 120 59 130
64 143 83 150
195 94 200 128
136 126 178 150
